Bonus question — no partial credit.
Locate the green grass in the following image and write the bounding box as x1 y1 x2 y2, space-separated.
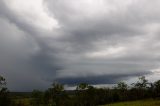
100 99 160 106
13 98 31 106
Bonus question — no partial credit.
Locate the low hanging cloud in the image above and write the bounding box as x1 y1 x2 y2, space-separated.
0 0 160 91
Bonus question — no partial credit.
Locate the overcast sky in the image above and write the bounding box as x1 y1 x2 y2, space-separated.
1 0 160 91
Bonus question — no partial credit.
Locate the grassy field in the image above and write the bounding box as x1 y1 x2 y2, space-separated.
13 98 31 106
101 99 160 106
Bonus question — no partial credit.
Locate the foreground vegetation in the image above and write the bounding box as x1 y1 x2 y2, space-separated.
1 75 160 106
101 99 160 106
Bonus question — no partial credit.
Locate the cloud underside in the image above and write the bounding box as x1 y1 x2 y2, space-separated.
0 0 160 91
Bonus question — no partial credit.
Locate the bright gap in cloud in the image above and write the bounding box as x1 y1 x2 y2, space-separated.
151 68 160 74
4 0 59 30
58 0 135 18
86 46 126 58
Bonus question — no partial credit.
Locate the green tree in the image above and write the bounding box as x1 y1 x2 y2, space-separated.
47 82 65 106
31 90 44 106
76 83 89 90
52 82 64 93
154 80 160 97
133 76 148 89
116 82 128 101
76 83 98 106
116 82 128 91
0 75 10 106
130 76 149 99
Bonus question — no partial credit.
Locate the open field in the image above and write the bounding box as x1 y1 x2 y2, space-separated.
12 98 160 106
101 99 160 106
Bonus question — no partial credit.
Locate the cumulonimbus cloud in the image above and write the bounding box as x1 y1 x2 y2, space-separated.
0 0 160 91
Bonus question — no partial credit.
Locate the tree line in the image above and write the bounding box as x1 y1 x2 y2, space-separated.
0 75 160 106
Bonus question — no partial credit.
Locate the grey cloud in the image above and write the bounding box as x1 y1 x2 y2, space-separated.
0 1 62 91
1 0 160 91
55 72 150 85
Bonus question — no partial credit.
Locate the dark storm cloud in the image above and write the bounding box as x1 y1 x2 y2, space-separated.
0 0 63 91
1 0 160 91
43 0 160 82
55 72 151 85
43 0 147 55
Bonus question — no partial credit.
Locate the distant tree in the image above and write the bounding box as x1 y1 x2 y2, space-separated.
47 82 65 106
133 76 148 89
130 76 149 99
52 82 64 93
0 75 6 88
154 80 160 97
75 83 90 106
112 90 120 102
31 90 44 106
76 83 89 91
116 82 128 91
43 89 51 105
0 75 10 106
115 82 128 101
